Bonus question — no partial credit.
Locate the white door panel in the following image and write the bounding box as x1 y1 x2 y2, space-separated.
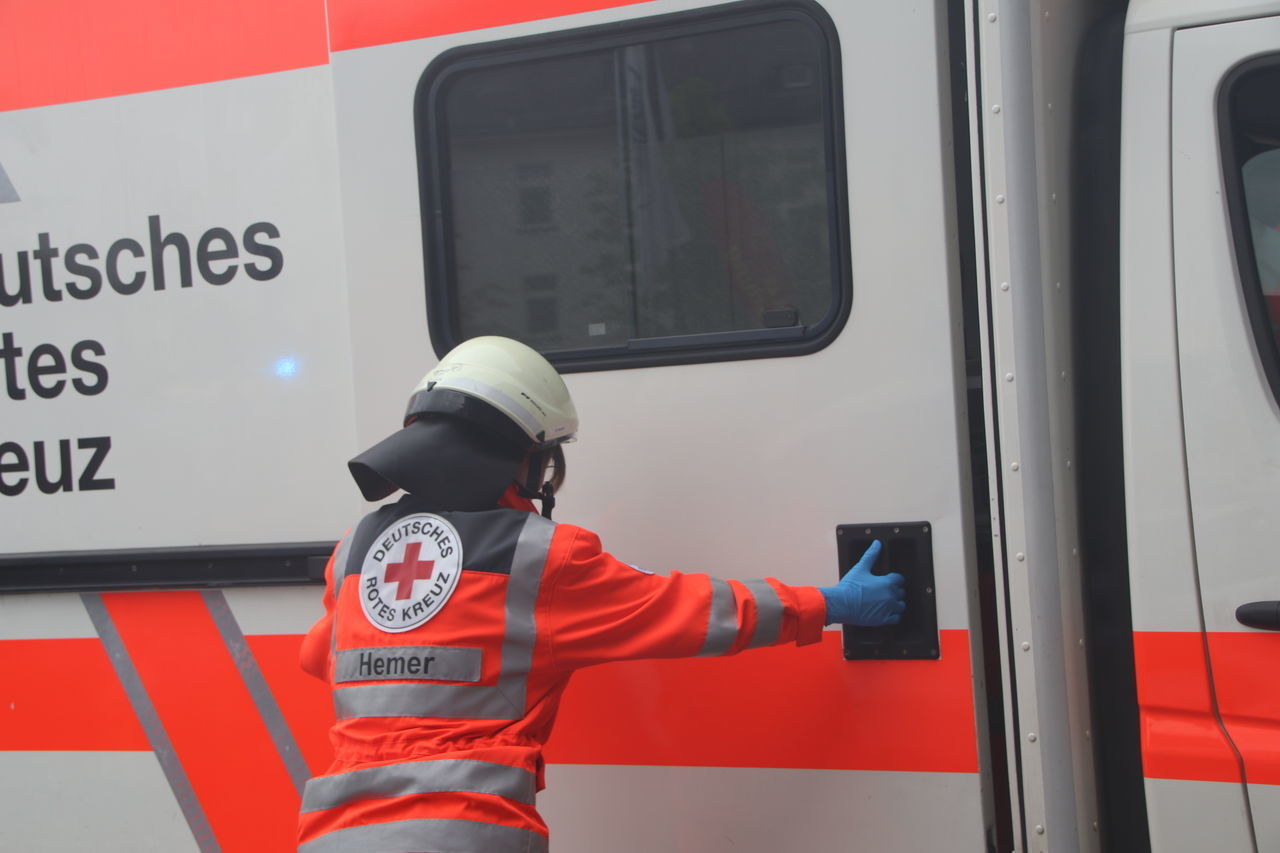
331 0 987 849
541 766 985 852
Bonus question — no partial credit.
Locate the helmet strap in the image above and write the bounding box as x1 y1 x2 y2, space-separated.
518 450 556 519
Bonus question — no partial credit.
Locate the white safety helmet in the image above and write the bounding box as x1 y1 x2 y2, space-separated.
408 336 578 449
347 337 577 511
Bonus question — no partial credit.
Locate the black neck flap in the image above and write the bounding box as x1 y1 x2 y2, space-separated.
348 416 523 509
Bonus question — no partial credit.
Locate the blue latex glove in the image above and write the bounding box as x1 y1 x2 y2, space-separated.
819 540 907 626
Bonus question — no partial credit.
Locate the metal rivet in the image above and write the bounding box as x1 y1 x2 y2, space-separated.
1016 552 1025 562
987 12 997 22
1047 102 1054 112
1085 729 1092 739
893 527 900 534
1051 193 1057 202
1035 824 1046 835
1060 371 1066 380
996 194 1006 204
1028 733 1038 743
1000 281 1009 291
1066 460 1073 469
864 528 872 534
992 104 1002 114
1011 462 1020 471
925 586 934 594
1093 822 1099 833
1005 373 1014 382
1021 642 1031 651
922 526 929 534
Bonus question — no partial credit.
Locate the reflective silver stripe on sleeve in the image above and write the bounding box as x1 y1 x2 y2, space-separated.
300 758 536 813
334 514 557 720
698 577 739 657
330 527 364 721
745 579 784 648
299 817 548 853
334 646 483 684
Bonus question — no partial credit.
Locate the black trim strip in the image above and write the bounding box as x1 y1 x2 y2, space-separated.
0 542 334 592
1071 8 1151 852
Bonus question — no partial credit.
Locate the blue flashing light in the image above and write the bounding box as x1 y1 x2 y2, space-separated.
274 357 299 378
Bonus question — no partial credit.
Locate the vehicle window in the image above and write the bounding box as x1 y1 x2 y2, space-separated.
1222 58 1280 399
416 3 847 370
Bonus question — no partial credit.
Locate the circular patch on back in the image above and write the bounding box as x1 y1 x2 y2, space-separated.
358 513 463 633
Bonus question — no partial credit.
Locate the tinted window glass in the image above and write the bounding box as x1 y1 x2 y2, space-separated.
1223 59 1280 398
419 6 846 369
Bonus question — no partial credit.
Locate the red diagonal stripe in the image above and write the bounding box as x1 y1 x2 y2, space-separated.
246 634 335 776
102 591 300 852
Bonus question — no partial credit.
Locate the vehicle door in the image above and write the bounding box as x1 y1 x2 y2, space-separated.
1170 14 1280 851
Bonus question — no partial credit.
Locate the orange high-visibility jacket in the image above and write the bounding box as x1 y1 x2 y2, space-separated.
297 488 828 853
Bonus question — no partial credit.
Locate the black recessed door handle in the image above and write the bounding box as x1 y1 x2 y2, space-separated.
1236 601 1280 630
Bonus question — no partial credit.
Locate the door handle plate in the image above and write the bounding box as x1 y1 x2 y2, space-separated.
836 522 939 660
1236 600 1280 630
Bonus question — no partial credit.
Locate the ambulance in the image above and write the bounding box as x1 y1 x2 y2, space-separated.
1 0 1277 850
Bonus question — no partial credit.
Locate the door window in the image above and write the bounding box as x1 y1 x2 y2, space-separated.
415 3 848 371
1221 57 1280 401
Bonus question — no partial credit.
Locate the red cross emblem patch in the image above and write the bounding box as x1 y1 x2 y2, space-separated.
358 513 463 632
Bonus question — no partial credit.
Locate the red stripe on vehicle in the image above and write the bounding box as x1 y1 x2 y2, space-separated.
1206 631 1280 786
0 0 329 112
1134 631 1245 784
246 634 336 776
8 628 977 774
0 638 148 750
101 592 301 853
545 629 980 772
327 0 657 52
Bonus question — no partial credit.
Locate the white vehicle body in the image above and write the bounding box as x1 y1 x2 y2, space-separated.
1 0 1277 851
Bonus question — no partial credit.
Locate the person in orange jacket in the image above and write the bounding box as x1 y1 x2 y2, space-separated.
297 336 905 853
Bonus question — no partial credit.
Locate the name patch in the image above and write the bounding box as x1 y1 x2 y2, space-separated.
335 646 482 684
359 513 463 633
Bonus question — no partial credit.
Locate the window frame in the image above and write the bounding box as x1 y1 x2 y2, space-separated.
1218 52 1280 407
413 0 850 372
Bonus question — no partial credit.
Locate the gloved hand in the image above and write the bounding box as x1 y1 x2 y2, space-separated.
819 540 907 626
